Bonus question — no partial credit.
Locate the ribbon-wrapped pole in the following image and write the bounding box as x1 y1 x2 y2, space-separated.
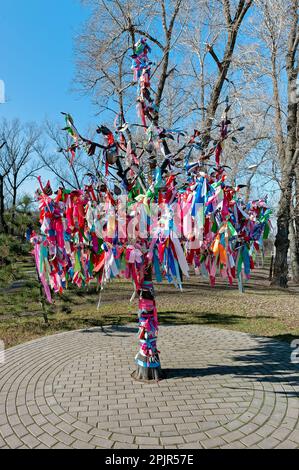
132 266 162 381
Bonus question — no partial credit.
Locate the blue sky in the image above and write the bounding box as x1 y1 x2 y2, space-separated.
0 1 279 203
0 0 94 129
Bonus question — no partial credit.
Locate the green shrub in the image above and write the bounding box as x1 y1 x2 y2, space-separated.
0 234 31 264
0 234 33 288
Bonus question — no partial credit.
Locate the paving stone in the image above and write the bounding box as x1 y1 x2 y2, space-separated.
89 436 114 448
271 427 291 441
275 441 298 449
37 433 58 448
0 325 298 449
71 440 96 449
0 424 13 438
113 442 139 449
131 425 154 435
206 427 227 438
34 415 48 427
176 423 200 433
21 434 41 449
12 423 28 438
154 424 177 433
54 431 76 446
52 443 72 449
72 420 93 432
163 417 185 425
56 421 76 434
4 434 23 448
256 424 276 437
222 430 245 443
183 432 207 443
239 422 260 434
111 433 134 444
141 418 163 426
221 442 247 449
288 429 299 444
71 430 92 443
27 424 44 437
202 437 226 448
135 436 160 446
160 436 185 445
258 437 282 449
42 422 60 436
44 413 62 426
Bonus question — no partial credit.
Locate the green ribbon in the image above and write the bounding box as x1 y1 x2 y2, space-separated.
227 221 237 237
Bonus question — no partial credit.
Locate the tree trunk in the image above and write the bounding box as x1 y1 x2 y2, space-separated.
0 175 7 234
291 165 299 282
11 178 17 236
290 211 299 282
271 172 293 287
202 5 253 145
132 266 163 381
271 0 298 288
269 253 274 281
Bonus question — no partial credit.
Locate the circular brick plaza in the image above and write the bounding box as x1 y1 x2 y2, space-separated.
0 325 298 449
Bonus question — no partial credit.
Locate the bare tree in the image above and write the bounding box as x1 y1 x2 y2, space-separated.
259 0 298 287
290 163 299 282
0 119 44 233
235 0 298 286
194 0 254 143
75 0 299 289
0 140 9 233
36 121 99 191
76 0 189 124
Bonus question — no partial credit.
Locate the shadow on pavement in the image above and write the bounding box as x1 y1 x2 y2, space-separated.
164 335 299 396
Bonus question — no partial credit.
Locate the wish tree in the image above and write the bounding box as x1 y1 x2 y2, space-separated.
31 39 271 381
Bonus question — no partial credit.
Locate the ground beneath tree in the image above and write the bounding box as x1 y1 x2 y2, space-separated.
0 261 298 349
0 325 298 449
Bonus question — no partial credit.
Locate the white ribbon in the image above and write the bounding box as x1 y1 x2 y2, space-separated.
170 233 189 277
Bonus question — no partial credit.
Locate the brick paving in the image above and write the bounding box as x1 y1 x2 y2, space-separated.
0 324 298 449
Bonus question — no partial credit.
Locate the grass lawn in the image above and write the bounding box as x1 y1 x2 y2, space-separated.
0 255 298 349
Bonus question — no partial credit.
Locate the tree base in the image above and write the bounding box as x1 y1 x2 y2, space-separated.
131 366 165 383
270 275 288 288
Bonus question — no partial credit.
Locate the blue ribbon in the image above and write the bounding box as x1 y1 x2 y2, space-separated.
153 250 163 282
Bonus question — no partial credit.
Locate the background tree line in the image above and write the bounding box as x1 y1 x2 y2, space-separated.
0 0 298 287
